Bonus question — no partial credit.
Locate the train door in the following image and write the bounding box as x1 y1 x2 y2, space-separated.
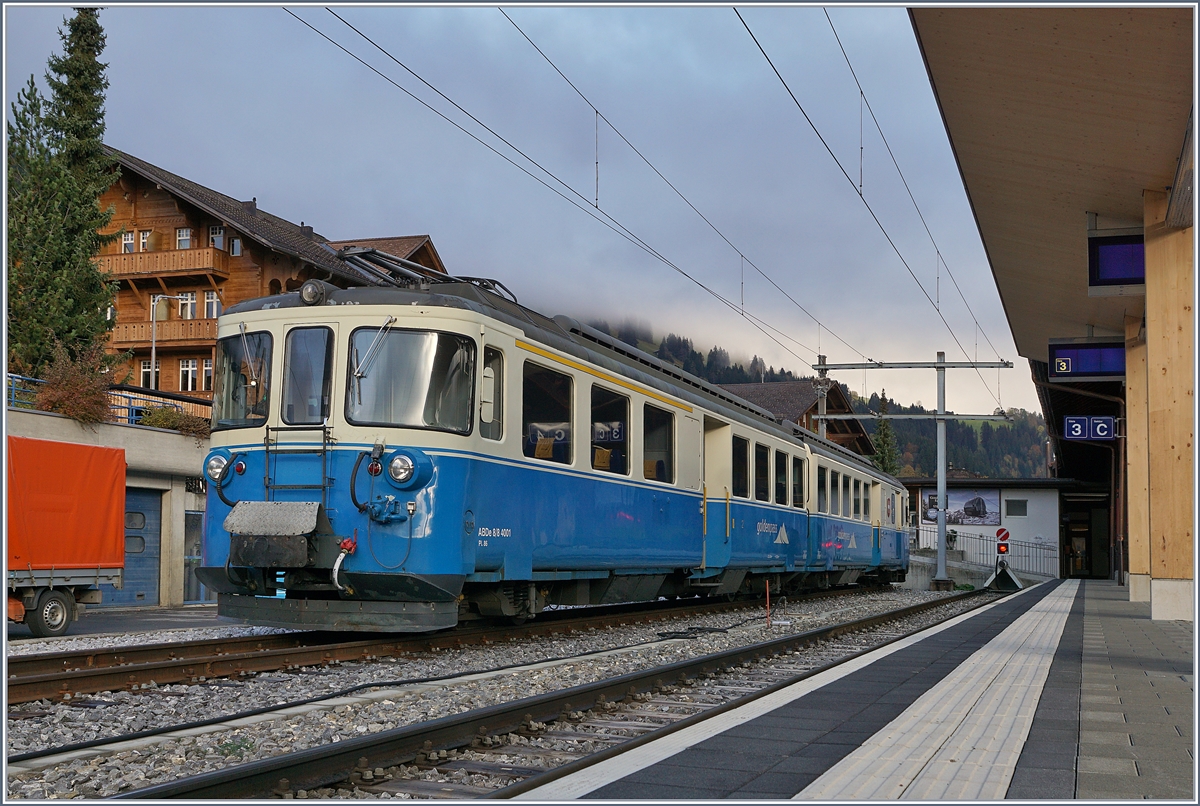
98 487 161 606
702 418 732 569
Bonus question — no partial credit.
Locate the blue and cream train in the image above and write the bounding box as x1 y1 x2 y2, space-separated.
197 277 909 631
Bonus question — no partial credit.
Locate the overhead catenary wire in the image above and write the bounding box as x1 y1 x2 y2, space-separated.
735 8 1004 409
823 8 1004 366
499 7 869 363
283 8 820 366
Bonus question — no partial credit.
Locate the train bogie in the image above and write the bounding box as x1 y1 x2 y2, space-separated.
199 280 907 631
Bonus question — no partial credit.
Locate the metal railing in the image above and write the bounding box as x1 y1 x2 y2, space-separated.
6 374 44 409
908 524 1058 578
8 373 212 426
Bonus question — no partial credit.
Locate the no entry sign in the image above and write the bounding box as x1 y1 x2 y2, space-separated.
997 528 1010 542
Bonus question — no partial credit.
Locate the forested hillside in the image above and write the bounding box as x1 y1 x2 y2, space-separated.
587 321 1048 478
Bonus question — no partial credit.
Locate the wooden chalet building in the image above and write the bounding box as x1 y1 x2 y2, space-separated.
720 380 876 456
97 147 447 397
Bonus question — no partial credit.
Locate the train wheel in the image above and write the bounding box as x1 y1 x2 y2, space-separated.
27 590 72 638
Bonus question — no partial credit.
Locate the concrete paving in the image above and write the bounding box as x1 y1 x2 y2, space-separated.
1074 580 1193 800
7 603 221 642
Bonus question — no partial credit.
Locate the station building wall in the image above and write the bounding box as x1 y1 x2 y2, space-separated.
7 408 208 608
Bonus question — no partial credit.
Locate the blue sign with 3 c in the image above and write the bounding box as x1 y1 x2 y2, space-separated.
1064 416 1115 441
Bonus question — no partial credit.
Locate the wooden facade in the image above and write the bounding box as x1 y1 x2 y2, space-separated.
97 150 447 398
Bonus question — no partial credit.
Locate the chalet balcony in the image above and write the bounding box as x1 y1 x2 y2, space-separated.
98 247 230 281
109 317 218 349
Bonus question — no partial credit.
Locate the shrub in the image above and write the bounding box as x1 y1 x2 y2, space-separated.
35 342 112 425
137 406 211 439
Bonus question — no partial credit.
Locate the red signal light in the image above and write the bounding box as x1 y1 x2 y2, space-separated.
367 460 383 476
997 543 1010 555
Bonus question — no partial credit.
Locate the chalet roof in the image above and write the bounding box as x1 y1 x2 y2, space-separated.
325 236 447 274
719 379 875 456
103 146 379 286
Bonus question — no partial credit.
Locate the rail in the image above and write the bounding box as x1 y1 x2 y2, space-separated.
907 524 1058 578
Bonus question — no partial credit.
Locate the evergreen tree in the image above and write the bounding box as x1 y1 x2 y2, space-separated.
6 9 118 376
871 389 901 476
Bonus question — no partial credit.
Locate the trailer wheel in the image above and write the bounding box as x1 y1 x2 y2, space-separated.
27 590 72 638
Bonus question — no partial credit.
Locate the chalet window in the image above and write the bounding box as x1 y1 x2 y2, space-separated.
122 232 135 253
1006 499 1028 517
775 450 788 505
139 230 152 252
203 358 213 392
732 436 749 498
229 237 242 257
522 363 572 464
178 292 197 320
754 443 770 501
853 479 861 519
105 306 115 322
176 228 192 250
591 386 628 475
204 291 221 319
643 404 674 483
209 226 225 250
792 456 806 509
140 360 160 389
480 348 503 441
180 359 198 392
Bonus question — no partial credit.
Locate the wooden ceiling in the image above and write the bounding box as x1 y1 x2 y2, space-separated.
910 8 1193 362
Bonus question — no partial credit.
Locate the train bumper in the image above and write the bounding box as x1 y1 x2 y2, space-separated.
217 593 458 632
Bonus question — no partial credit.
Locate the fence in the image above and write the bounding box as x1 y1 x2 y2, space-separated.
7 373 212 426
908 524 1058 579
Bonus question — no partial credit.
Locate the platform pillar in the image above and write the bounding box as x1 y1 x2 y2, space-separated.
1125 313 1151 602
1143 190 1193 621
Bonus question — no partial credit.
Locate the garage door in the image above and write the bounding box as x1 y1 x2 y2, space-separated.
97 487 161 606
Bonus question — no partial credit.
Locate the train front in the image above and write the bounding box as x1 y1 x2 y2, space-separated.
195 284 477 631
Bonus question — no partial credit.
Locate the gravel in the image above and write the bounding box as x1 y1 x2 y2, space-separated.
6 588 983 799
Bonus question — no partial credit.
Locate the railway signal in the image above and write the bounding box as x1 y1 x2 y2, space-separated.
997 542 1010 555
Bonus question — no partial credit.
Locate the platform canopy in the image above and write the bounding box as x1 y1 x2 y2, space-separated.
909 7 1192 363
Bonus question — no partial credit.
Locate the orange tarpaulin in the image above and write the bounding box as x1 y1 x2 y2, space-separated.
7 436 125 570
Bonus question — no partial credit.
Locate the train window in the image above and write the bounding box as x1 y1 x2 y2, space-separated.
853 479 861 519
792 457 805 509
842 474 851 518
830 471 840 515
864 483 872 521
817 466 827 513
591 387 628 475
754 444 770 501
643 405 674 482
480 348 503 441
775 451 788 505
522 363 573 464
732 437 749 498
213 329 273 430
347 328 475 433
282 327 333 425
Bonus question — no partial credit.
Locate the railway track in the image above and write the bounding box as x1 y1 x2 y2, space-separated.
104 589 992 799
7 589 859 705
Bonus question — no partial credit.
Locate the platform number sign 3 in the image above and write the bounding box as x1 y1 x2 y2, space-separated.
1064 416 1088 439
1064 415 1115 441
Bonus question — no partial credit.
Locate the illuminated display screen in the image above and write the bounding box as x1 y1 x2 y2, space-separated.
1088 234 1145 287
1048 342 1125 381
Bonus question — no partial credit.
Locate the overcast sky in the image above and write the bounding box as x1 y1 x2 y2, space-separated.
5 3 1040 414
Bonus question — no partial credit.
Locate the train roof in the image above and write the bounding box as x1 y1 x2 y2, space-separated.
224 281 901 486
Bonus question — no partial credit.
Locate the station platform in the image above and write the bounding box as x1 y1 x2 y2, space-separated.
518 580 1194 800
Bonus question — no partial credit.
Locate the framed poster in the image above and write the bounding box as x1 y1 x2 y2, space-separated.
921 488 1001 526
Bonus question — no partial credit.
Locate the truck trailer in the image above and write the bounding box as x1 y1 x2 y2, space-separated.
7 436 126 637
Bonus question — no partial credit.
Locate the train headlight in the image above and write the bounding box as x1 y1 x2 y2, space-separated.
383 449 433 490
205 454 229 481
388 454 415 483
299 280 326 306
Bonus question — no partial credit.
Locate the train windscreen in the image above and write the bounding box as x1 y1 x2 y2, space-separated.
213 330 273 430
347 328 475 433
